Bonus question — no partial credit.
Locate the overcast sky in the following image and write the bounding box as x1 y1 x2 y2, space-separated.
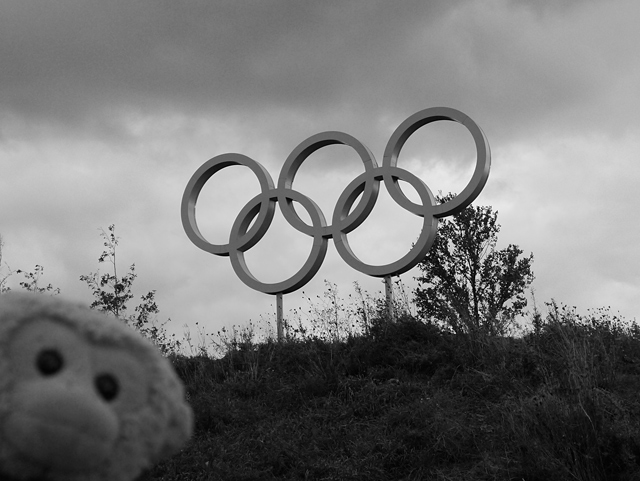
1 0 639 351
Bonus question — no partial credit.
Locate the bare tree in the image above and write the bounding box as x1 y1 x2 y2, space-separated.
0 235 10 293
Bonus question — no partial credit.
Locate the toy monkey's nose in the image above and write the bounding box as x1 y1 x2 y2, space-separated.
4 382 119 473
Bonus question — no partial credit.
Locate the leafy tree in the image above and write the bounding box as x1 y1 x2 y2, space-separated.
80 225 135 317
414 194 534 337
80 225 180 355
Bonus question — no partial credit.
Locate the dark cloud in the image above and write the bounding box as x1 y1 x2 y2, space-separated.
0 1 456 129
2 0 636 152
5 1 636 174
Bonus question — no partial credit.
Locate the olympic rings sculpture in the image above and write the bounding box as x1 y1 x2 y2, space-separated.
181 107 490 295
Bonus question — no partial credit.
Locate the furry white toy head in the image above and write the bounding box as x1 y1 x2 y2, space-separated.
0 292 193 481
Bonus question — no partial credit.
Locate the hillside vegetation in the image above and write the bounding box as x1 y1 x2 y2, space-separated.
142 304 640 481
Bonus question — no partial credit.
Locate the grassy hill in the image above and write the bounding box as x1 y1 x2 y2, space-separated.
141 306 640 480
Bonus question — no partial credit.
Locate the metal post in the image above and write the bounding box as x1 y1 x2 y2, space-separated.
276 292 284 341
384 275 395 321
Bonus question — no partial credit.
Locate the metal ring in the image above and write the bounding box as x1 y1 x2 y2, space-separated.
382 107 491 218
229 189 329 294
277 131 379 238
181 153 276 256
332 165 439 277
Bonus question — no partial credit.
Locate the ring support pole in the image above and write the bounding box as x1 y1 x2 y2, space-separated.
384 276 395 321
276 293 284 341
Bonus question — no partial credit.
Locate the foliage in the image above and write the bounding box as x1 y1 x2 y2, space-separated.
0 235 60 295
290 281 371 342
146 301 640 481
15 265 60 295
281 280 415 344
414 193 534 338
79 225 134 317
79 225 180 356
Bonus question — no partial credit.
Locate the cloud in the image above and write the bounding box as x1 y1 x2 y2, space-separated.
0 2 452 129
3 0 637 155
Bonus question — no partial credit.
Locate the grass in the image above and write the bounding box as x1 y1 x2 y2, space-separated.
139 303 640 481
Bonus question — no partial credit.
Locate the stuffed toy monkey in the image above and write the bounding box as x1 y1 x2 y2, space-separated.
0 292 193 481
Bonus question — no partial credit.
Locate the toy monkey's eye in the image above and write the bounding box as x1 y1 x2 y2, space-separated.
36 349 64 376
95 373 119 401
